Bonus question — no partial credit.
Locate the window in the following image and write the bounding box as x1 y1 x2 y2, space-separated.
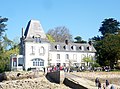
49 53 52 61
18 58 23 66
73 45 76 51
35 37 41 43
79 46 84 51
73 54 77 60
31 46 35 55
32 35 41 43
57 45 60 50
65 45 69 50
55 45 60 50
57 54 60 59
87 46 92 51
13 58 17 67
39 46 45 55
32 58 44 66
65 54 69 59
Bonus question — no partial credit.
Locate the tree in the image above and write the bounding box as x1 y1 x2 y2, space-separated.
46 34 55 42
82 57 93 66
47 26 72 42
0 16 8 53
96 34 120 69
99 18 120 36
74 36 87 43
2 34 13 50
90 18 120 69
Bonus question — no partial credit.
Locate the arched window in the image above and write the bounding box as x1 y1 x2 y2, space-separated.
39 46 45 55
32 58 44 66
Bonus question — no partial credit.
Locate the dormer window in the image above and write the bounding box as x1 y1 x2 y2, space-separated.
63 45 69 50
57 45 60 50
55 45 60 50
87 46 92 51
73 45 76 51
65 45 69 50
79 46 84 51
35 37 41 43
32 35 41 43
71 45 76 51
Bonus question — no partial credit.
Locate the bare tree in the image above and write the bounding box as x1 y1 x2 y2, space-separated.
47 26 73 42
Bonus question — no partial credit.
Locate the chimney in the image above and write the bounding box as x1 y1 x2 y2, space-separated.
22 28 24 38
88 41 92 45
65 40 68 45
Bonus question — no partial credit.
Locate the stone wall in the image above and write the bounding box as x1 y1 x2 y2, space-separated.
63 78 87 89
0 71 44 82
0 71 71 89
46 70 65 84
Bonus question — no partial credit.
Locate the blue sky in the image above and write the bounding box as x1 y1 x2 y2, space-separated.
1 0 120 41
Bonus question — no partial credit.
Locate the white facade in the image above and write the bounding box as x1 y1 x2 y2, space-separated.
10 20 96 71
49 46 96 67
24 42 49 70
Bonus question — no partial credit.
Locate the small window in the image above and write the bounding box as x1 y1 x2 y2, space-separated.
65 54 69 59
73 45 76 51
49 53 52 59
65 45 69 50
57 54 60 59
87 46 92 51
35 37 41 43
57 45 60 50
73 54 77 60
79 46 84 51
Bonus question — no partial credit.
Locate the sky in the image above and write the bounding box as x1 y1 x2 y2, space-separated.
1 0 120 41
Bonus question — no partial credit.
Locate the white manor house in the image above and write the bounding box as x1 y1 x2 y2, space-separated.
10 20 96 71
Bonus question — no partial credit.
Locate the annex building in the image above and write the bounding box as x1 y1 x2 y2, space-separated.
10 20 96 71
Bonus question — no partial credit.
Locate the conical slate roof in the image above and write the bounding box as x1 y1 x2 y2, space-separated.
24 20 47 40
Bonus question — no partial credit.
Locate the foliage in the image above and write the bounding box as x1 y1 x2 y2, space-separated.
0 45 19 73
0 16 20 73
46 34 55 42
96 34 120 68
74 36 87 43
91 18 120 69
2 34 13 50
82 57 94 66
0 16 8 54
0 16 8 41
91 62 100 68
99 18 120 36
47 26 73 42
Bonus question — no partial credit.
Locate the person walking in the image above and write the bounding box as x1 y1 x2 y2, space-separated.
98 81 101 89
106 80 109 87
95 78 99 87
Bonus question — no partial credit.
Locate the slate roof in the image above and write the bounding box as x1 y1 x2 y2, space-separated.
23 20 96 53
49 42 96 53
24 20 48 42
